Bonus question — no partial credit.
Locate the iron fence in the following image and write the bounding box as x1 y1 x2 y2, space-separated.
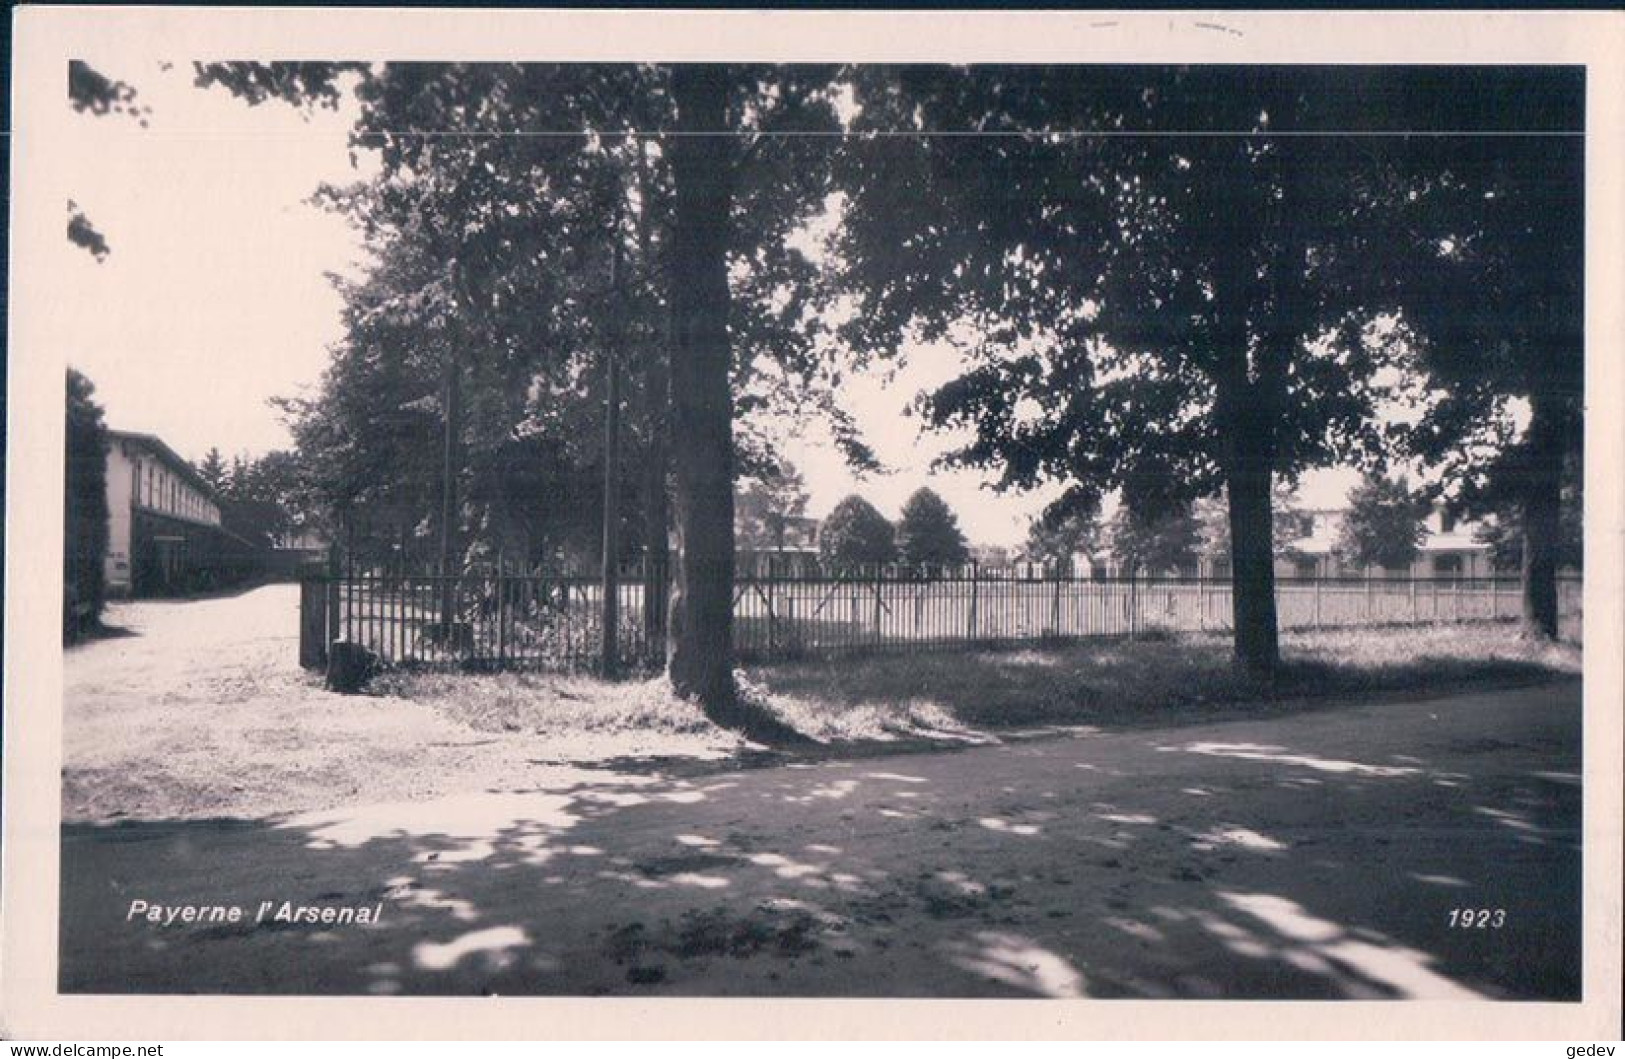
298 566 1583 673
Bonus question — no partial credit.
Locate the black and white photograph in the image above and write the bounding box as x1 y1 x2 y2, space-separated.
4 6 1622 1041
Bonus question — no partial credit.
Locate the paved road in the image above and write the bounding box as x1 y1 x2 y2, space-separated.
59 680 1581 1000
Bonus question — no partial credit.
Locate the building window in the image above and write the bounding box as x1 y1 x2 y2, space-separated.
1434 554 1463 578
1439 509 1457 534
1295 558 1318 579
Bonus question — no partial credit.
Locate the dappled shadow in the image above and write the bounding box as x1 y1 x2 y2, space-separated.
59 682 1581 999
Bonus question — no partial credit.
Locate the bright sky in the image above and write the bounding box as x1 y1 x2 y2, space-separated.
63 60 1355 550
63 59 369 466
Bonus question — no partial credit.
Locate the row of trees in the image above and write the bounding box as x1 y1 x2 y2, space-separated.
817 488 971 568
195 448 322 552
736 460 972 569
77 63 1582 735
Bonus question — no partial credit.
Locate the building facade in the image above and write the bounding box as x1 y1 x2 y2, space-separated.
1269 505 1502 580
103 431 259 596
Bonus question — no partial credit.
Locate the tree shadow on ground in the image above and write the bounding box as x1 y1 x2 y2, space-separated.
59 685 1581 1001
751 632 1577 740
65 621 142 648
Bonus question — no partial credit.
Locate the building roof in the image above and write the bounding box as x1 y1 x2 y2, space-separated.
107 430 220 504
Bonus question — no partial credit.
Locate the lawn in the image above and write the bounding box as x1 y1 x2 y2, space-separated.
387 622 1581 745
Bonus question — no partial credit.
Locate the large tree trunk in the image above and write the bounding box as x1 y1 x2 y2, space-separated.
1218 367 1282 686
1518 389 1569 640
1226 457 1281 685
666 65 779 736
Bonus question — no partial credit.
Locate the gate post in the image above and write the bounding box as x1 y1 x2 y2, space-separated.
299 578 329 670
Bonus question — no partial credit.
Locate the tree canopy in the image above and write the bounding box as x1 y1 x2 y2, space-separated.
819 495 898 568
1107 501 1202 577
832 65 1582 676
736 459 811 553
896 487 970 567
1019 503 1104 570
196 61 861 735
1335 474 1428 572
1361 76 1583 634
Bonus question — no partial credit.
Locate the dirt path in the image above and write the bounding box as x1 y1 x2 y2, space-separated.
57 680 1581 1001
63 585 741 821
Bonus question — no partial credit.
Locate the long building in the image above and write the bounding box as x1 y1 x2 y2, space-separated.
103 430 260 596
1271 504 1502 580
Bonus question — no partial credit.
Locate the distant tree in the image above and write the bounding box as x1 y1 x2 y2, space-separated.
65 368 111 641
1335 474 1428 571
195 447 228 494
210 449 322 550
896 487 970 566
818 495 897 568
1108 501 1203 577
735 459 811 553
1020 503 1104 570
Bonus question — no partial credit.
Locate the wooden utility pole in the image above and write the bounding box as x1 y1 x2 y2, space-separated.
600 218 624 676
634 141 671 656
437 347 462 631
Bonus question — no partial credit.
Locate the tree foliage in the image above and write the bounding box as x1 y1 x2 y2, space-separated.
65 368 111 640
818 495 897 568
66 61 151 260
195 448 228 494
211 450 321 550
1019 503 1104 569
1362 73 1584 634
1335 474 1428 571
1108 501 1202 577
896 487 969 566
736 458 811 552
197 62 855 735
833 66 1575 677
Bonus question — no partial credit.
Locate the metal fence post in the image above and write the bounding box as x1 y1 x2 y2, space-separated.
766 570 777 655
873 568 883 646
967 562 979 640
325 551 342 652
